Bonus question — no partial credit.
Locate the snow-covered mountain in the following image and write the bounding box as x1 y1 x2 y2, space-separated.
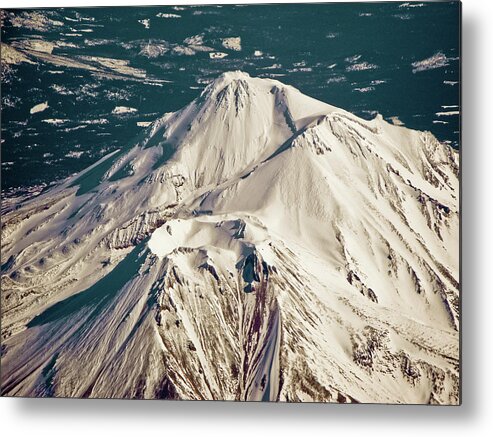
1 71 459 403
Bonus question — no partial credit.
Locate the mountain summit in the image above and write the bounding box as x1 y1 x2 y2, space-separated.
1 72 459 403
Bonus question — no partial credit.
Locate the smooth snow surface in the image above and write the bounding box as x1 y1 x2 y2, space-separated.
1 72 459 404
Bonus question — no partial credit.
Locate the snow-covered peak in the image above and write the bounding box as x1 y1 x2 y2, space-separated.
210 70 252 87
149 72 342 188
1 72 459 404
199 71 254 103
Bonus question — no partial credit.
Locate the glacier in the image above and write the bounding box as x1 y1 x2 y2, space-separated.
0 71 459 403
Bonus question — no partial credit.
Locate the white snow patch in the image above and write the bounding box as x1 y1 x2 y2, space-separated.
30 101 49 114
82 118 109 124
184 35 204 46
436 111 459 116
345 54 362 63
112 106 138 115
65 150 84 158
42 118 68 125
209 52 228 59
137 121 152 127
399 2 425 7
412 52 449 73
327 76 346 84
346 62 378 72
354 86 375 93
138 19 150 29
222 37 242 51
156 13 181 18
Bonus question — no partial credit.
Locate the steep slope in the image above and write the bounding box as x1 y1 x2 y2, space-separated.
1 72 459 403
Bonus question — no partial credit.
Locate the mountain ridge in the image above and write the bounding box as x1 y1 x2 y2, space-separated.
1 72 459 403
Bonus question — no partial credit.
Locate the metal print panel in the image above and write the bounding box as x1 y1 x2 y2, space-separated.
0 2 461 403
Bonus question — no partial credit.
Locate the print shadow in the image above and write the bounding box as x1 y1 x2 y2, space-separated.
8 6 481 427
